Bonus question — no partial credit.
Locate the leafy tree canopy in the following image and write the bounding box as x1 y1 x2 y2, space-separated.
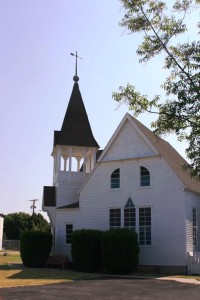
3 212 50 240
113 0 200 179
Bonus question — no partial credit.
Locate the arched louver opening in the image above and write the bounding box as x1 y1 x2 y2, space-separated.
111 168 120 188
140 166 150 186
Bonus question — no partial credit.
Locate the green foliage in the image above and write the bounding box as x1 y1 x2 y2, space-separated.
4 212 32 240
3 212 50 240
113 0 200 179
20 231 52 268
71 229 102 272
101 228 139 274
30 213 51 233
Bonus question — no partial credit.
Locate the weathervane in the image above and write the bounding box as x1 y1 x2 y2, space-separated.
70 51 82 82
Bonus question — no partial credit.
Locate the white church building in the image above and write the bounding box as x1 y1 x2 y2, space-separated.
43 70 200 274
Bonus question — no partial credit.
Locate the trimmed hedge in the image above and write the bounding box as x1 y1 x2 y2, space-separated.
20 231 52 268
101 228 139 274
71 229 102 272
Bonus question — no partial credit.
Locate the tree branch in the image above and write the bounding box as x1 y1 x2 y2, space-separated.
138 5 200 97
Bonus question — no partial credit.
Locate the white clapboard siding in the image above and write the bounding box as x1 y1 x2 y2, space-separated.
55 209 81 259
187 252 200 274
46 113 200 268
185 191 200 253
79 154 186 266
56 172 89 207
102 120 156 162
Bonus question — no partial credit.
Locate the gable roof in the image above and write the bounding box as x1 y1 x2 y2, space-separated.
78 113 200 196
131 114 200 195
54 82 99 148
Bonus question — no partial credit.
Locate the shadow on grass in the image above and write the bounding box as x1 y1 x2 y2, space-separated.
0 265 11 270
7 267 101 281
1 263 180 282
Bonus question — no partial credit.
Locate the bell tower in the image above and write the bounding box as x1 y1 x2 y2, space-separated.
52 78 99 178
50 54 99 208
53 52 98 176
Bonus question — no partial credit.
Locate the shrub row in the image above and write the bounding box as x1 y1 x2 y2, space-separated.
72 229 102 272
72 228 139 274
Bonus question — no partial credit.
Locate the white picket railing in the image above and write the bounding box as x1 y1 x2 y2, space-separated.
187 252 200 275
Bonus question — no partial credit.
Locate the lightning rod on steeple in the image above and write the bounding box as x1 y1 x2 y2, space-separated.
70 51 82 82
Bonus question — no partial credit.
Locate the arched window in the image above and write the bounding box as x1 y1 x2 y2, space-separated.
111 168 120 188
124 198 135 231
140 166 150 186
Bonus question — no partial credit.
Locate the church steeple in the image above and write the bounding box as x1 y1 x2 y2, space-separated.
54 82 99 148
52 58 99 174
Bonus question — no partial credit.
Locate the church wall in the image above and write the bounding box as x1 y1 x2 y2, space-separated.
55 209 81 260
79 155 187 267
56 172 89 207
185 191 200 253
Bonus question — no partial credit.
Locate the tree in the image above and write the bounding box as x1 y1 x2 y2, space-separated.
113 0 200 179
3 212 50 240
30 213 51 232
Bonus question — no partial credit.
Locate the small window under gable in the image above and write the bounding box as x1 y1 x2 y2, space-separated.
124 198 136 231
111 168 120 189
140 166 150 186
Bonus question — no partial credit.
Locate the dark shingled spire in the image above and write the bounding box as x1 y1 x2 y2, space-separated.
54 82 99 148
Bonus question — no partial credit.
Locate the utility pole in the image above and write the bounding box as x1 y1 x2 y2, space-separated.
28 199 38 229
29 199 38 215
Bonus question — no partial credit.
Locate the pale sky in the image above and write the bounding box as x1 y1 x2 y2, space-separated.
0 0 198 218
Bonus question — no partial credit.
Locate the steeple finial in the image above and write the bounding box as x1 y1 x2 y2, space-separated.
70 51 82 82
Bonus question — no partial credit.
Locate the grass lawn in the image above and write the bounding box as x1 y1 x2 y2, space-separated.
0 251 100 288
1 252 200 288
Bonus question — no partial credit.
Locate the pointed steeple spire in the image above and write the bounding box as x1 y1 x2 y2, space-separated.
54 75 99 148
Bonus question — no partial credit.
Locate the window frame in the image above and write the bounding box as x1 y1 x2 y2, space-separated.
109 208 121 229
193 208 197 246
139 207 152 246
124 198 136 231
111 168 120 189
65 223 73 244
140 166 150 187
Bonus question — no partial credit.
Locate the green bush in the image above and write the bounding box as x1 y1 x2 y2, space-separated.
101 228 139 274
71 229 102 272
20 231 52 268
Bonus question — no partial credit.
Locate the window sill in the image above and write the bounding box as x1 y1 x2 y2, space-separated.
138 186 152 190
109 188 121 191
139 244 152 248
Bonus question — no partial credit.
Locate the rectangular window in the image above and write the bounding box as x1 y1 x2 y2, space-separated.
139 207 151 245
193 208 197 246
110 209 121 229
66 224 73 244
